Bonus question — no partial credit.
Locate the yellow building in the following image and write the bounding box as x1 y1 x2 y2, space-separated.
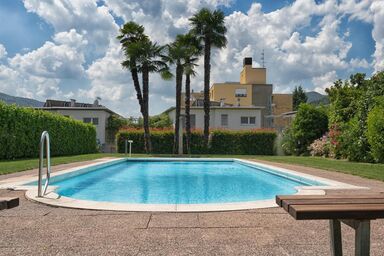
179 57 293 130
210 57 293 129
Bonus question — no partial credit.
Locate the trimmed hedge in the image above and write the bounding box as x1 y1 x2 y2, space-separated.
209 130 276 155
117 129 276 155
0 102 97 159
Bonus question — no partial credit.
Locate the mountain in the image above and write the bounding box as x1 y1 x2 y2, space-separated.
306 91 329 105
0 92 44 107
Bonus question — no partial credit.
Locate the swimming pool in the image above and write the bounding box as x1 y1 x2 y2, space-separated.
45 159 323 204
8 158 359 211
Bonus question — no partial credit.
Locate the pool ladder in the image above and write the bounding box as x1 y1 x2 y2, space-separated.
38 131 51 197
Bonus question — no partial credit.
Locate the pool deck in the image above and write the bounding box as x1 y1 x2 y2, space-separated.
1 158 384 255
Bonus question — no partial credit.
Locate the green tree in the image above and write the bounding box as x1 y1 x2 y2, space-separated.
167 36 189 154
282 104 328 155
118 22 170 153
117 22 152 153
190 8 227 147
292 85 307 110
367 97 384 163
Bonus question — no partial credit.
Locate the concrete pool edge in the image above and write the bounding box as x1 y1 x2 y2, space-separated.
2 157 368 212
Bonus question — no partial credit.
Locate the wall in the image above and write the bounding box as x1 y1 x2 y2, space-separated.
272 94 293 131
251 84 273 127
240 66 266 84
168 107 262 130
45 109 111 145
210 83 253 106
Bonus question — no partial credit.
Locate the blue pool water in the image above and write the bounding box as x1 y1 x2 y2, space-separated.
49 160 321 204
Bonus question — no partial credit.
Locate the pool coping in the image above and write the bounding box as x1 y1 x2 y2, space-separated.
0 157 368 212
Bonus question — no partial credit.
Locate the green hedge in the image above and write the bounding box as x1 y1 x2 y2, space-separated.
117 129 276 155
210 130 276 155
0 102 97 159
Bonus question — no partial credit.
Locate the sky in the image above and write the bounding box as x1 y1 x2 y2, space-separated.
0 0 383 117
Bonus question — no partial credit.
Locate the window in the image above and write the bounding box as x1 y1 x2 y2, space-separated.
235 88 247 97
221 114 228 126
241 117 248 125
83 117 99 125
241 116 257 125
83 118 92 123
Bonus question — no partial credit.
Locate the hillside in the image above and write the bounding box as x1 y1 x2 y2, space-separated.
306 91 329 105
0 92 44 107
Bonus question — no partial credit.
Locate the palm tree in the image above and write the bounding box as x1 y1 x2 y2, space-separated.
167 37 189 154
118 22 169 153
190 8 227 147
118 22 151 152
128 39 170 153
177 33 201 155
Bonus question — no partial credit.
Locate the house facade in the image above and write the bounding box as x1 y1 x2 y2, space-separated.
38 99 119 152
168 106 264 130
172 57 293 131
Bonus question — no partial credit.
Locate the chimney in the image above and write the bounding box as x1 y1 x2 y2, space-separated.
243 57 252 67
70 99 76 107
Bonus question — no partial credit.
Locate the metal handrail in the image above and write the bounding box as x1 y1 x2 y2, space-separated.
38 131 51 197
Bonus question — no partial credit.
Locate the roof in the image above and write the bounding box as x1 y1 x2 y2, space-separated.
38 99 121 116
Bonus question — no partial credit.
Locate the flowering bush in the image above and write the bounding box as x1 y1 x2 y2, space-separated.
308 134 330 157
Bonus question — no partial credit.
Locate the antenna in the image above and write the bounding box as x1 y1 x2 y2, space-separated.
261 49 265 68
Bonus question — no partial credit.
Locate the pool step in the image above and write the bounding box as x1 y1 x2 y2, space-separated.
0 197 19 210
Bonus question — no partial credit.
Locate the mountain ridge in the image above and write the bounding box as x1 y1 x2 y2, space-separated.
0 92 44 107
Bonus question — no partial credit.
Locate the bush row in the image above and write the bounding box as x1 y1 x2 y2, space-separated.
117 129 276 155
0 102 97 159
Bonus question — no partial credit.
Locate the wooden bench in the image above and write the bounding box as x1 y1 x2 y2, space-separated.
0 197 19 211
276 194 384 256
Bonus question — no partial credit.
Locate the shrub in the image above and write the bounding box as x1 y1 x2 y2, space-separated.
367 98 384 163
116 129 276 155
210 130 276 155
0 102 97 159
308 135 330 157
282 104 328 155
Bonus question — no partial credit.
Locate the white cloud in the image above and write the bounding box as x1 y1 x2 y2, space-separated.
23 0 118 57
370 1 384 72
10 41 85 79
0 44 7 59
312 71 338 93
0 0 380 117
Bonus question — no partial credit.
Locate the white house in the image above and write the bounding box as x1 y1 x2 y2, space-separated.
168 105 264 130
38 99 120 152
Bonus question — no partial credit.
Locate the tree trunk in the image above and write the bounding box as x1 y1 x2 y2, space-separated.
142 64 152 153
185 73 191 155
130 64 150 152
203 36 211 148
173 62 183 154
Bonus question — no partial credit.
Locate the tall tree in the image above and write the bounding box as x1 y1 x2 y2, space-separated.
293 85 308 111
178 33 201 155
190 8 227 147
117 22 151 153
132 40 170 153
118 22 169 153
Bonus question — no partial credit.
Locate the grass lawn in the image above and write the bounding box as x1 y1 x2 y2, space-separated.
1 153 384 182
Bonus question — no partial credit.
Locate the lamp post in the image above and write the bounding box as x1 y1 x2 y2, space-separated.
125 139 133 157
128 140 133 157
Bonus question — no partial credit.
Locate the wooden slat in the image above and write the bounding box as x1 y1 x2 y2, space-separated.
275 194 384 207
0 197 19 210
282 198 384 211
289 204 384 220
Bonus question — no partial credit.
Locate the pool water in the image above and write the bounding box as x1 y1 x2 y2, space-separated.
51 160 317 204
